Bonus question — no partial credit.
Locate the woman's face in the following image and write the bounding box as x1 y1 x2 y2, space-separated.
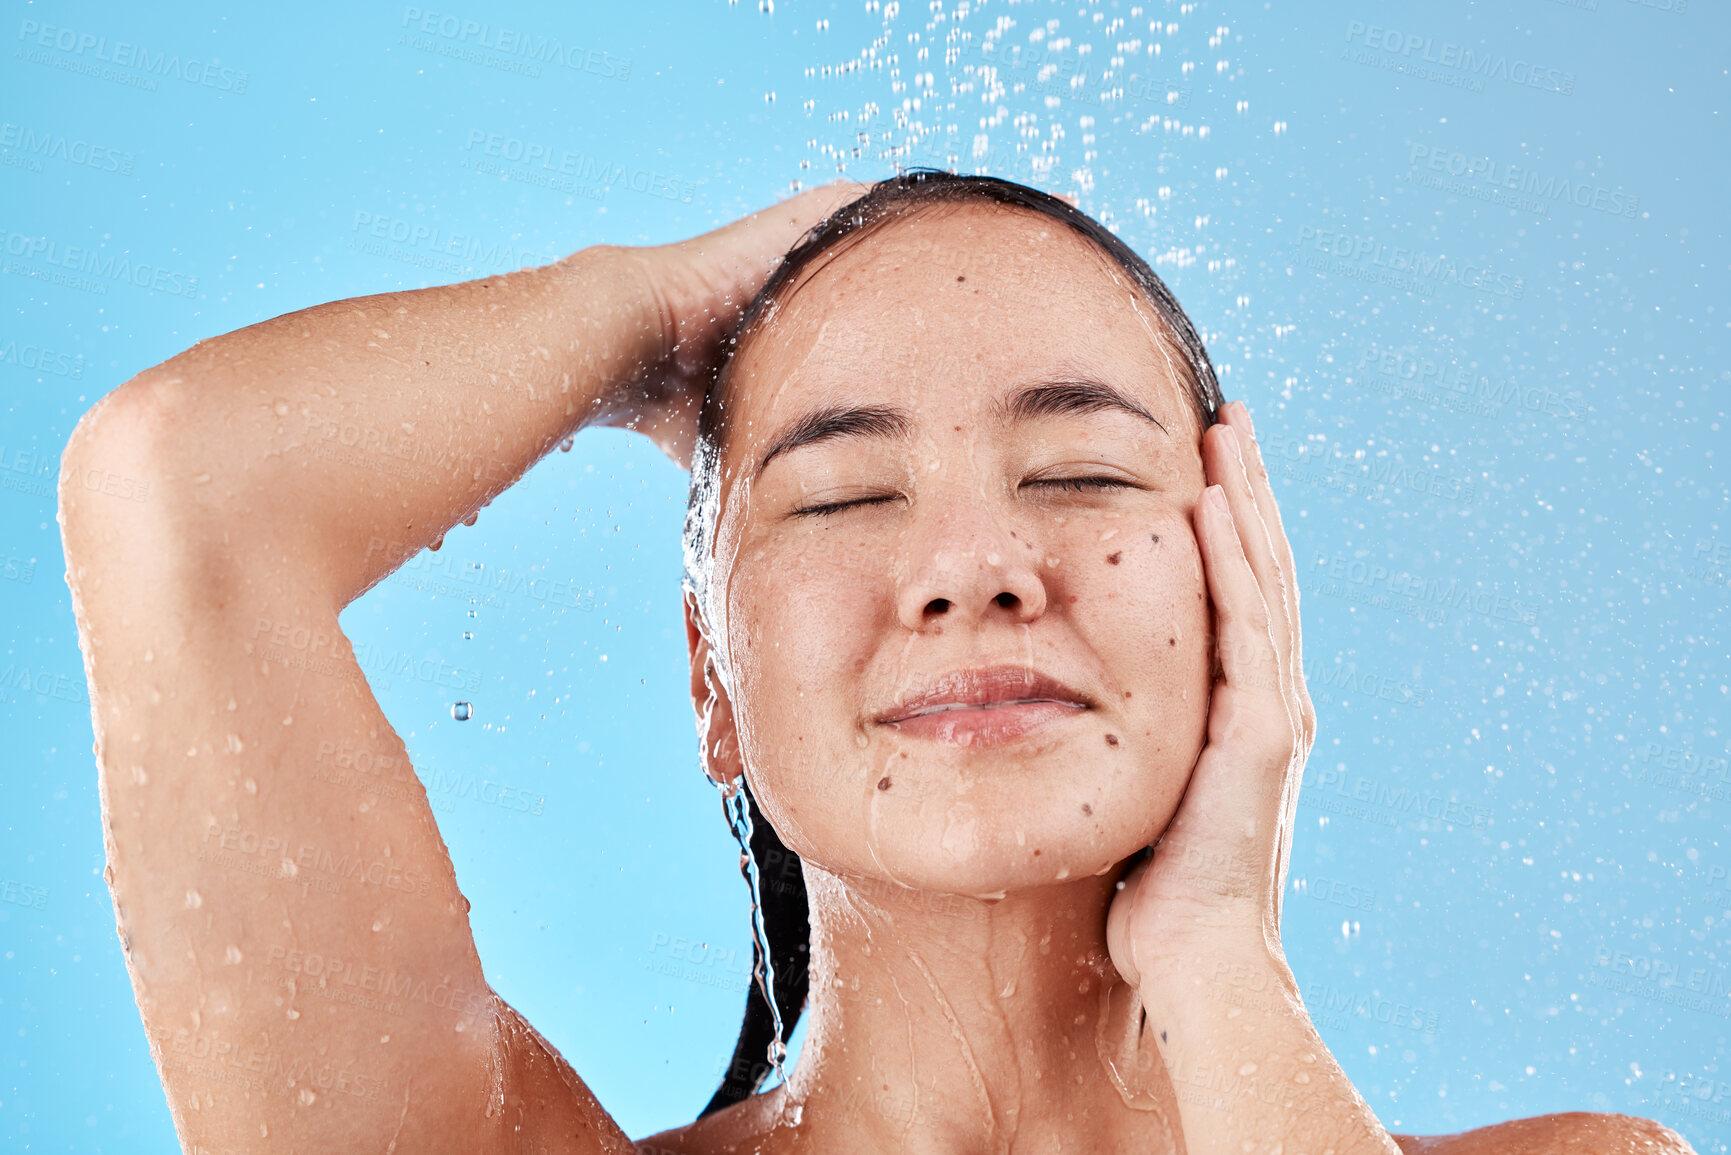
690 202 1214 898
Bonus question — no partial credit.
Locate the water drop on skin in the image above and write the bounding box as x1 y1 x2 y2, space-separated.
184 890 203 909
451 701 473 722
297 1088 316 1106
560 436 574 452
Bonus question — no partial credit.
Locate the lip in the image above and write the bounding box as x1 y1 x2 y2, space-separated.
876 666 1092 747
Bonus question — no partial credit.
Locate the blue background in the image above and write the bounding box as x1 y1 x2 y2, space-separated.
2 0 1727 1149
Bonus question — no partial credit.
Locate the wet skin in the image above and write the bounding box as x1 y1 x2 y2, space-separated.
58 177 1695 1155
672 202 1217 1152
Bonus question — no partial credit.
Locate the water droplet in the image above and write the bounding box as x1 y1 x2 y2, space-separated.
430 534 444 552
225 945 244 964
462 511 479 527
462 631 473 640
297 1088 316 1106
130 765 149 786
286 1007 301 1020
244 778 257 794
559 436 574 452
184 889 203 909
102 865 115 886
451 701 473 721
1238 1061 1258 1076
226 733 244 754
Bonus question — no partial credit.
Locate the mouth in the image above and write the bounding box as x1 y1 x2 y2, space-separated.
875 666 1092 747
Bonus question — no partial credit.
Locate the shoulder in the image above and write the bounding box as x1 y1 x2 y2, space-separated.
1393 1111 1695 1154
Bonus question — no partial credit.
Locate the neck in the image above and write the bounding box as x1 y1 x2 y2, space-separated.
778 866 1162 1154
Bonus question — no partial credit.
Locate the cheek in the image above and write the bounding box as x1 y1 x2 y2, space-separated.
723 533 889 862
1058 507 1213 805
1061 507 1211 678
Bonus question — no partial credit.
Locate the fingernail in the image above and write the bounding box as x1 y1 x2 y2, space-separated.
1209 484 1230 514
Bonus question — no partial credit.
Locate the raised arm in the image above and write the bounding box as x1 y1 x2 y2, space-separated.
59 181 865 1154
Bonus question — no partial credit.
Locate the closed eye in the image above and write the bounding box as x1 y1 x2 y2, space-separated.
791 493 904 518
1024 476 1142 494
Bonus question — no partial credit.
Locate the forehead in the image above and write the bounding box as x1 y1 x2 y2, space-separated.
723 202 1195 452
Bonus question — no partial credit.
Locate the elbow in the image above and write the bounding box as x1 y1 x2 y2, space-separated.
58 370 202 573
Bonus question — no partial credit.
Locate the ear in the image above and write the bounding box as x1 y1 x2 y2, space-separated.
685 588 744 792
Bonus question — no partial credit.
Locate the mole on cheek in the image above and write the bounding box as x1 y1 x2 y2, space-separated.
1082 803 1093 816
1107 552 1122 565
1168 638 1176 646
1105 734 1119 747
878 777 892 790
1151 534 1160 544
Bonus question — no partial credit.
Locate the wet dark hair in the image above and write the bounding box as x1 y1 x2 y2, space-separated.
689 169 1224 1117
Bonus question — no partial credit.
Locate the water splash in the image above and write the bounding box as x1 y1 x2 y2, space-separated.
451 701 473 722
720 781 788 1088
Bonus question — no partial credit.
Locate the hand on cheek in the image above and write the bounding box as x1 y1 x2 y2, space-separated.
1106 400 1316 985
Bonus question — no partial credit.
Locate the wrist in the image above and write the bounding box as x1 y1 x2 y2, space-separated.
1132 936 1296 1014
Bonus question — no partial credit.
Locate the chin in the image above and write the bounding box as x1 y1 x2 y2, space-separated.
777 735 1189 901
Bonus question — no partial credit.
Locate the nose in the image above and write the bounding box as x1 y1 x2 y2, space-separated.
894 496 1049 632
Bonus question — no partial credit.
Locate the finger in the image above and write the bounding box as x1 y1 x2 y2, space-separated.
1195 483 1281 710
1204 424 1292 701
1221 404 1315 754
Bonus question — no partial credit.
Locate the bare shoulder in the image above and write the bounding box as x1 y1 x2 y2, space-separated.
1392 1111 1695 1154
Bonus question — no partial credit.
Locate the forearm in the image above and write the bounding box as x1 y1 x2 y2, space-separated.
73 243 665 605
1141 947 1400 1155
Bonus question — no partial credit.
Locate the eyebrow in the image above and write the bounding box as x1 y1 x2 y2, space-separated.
753 377 1167 477
755 404 913 476
998 378 1169 435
